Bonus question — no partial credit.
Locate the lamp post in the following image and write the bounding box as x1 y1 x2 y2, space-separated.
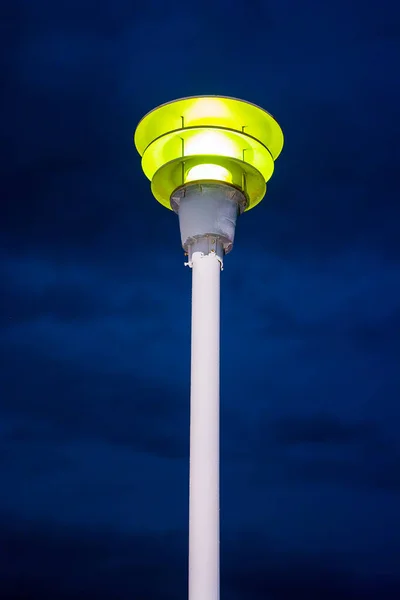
134 96 284 600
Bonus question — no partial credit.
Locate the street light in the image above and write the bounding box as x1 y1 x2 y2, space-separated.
134 95 284 600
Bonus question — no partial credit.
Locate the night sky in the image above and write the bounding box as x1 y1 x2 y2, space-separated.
2 1 400 598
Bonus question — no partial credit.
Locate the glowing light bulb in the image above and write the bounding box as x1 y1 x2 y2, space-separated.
185 164 232 184
185 131 236 157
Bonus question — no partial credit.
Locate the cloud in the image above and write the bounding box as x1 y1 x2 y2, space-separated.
0 423 189 530
0 518 187 599
0 345 188 459
227 544 400 600
272 414 377 445
0 254 191 459
1 518 400 600
247 413 400 491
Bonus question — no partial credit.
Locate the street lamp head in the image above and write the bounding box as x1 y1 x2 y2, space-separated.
134 95 284 211
134 96 283 265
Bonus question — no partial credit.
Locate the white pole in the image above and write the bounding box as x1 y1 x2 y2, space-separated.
188 251 221 600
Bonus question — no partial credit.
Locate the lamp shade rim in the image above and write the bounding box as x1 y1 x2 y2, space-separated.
134 95 284 160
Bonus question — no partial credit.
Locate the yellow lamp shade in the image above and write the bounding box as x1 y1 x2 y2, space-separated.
134 95 284 211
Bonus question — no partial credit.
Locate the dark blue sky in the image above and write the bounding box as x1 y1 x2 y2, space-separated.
2 0 400 598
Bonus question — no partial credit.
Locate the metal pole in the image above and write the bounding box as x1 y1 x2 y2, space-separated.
188 251 220 600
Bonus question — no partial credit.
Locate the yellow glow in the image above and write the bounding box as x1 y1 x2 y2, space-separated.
150 156 267 211
185 130 236 157
135 95 284 160
141 127 274 183
185 164 232 184
134 95 284 211
185 98 231 124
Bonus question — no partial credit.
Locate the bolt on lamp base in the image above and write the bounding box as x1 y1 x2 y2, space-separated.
184 236 225 269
